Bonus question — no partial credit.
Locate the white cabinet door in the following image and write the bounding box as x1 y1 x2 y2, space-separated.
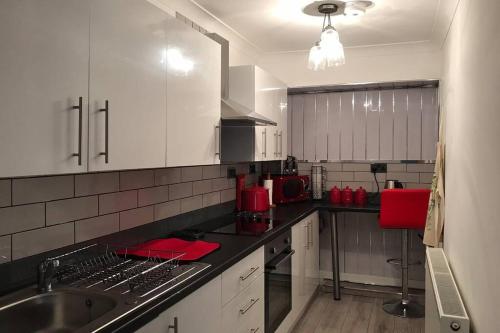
136 276 222 333
291 218 308 318
305 212 320 299
88 0 168 171
0 0 90 177
165 18 221 167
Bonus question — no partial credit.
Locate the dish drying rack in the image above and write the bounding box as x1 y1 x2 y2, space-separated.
54 244 196 298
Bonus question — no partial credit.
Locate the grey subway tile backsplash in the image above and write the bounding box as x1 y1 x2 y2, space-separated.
354 172 386 182
419 173 434 184
120 170 154 191
193 180 212 195
202 165 221 179
342 163 371 172
407 164 435 173
0 203 45 236
180 195 203 213
0 235 11 263
0 180 11 207
12 175 73 205
120 206 154 231
46 196 98 226
387 163 406 172
211 178 229 191
138 185 169 207
75 214 119 243
386 172 419 183
169 182 193 200
0 162 261 265
155 200 181 221
327 172 354 182
12 223 74 260
75 172 119 196
220 188 236 203
203 192 221 208
181 166 203 182
154 168 181 185
322 163 342 171
99 190 137 215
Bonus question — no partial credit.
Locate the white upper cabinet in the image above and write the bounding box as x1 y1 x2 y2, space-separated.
0 0 90 177
165 18 221 167
88 0 169 171
229 65 288 161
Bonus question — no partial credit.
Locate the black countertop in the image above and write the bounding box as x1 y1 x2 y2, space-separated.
103 199 381 332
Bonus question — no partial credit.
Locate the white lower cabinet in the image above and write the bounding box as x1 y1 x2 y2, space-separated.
136 247 264 333
276 212 320 333
222 274 264 333
136 276 222 333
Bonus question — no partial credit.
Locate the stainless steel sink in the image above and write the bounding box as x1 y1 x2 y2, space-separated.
0 289 117 333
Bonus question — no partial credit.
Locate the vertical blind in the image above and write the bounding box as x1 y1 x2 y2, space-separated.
287 87 439 161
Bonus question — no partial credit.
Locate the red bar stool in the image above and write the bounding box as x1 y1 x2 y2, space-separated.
379 189 431 318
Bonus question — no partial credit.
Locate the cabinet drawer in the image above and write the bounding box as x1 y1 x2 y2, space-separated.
222 246 264 305
222 274 264 333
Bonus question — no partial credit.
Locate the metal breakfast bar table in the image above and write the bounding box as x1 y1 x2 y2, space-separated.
324 202 381 300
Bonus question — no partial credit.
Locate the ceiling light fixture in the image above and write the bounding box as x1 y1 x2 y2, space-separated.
307 3 345 70
344 2 366 17
304 1 374 71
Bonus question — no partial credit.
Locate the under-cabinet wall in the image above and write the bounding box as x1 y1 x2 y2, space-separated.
299 161 432 288
288 87 439 161
0 163 261 263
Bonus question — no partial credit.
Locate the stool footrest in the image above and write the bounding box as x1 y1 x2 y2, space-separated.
386 258 422 266
382 299 425 318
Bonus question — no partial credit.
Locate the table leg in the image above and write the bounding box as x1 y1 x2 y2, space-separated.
330 212 341 300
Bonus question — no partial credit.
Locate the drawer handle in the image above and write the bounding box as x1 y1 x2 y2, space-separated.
240 266 259 281
240 297 260 315
250 328 260 333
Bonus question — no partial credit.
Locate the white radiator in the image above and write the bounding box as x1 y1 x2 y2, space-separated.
425 248 470 333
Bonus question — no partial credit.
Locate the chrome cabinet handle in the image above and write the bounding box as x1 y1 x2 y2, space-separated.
308 221 313 247
71 96 83 166
168 316 178 332
240 297 260 315
240 266 259 281
279 131 283 157
304 224 309 249
261 129 266 157
274 131 279 157
264 128 267 157
215 125 221 157
99 100 109 163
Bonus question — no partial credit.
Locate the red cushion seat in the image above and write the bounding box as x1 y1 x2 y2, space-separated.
379 189 431 229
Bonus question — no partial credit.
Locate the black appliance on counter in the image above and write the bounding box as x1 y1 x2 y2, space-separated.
265 230 294 333
209 212 282 236
283 155 298 175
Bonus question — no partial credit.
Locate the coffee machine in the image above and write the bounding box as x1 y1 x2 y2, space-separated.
282 156 298 175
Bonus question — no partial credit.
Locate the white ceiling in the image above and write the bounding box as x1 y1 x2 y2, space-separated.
191 0 441 52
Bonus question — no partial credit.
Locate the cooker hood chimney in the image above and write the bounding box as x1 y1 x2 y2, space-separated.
206 33 277 126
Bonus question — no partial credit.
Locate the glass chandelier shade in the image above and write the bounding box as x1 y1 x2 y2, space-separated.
308 11 345 70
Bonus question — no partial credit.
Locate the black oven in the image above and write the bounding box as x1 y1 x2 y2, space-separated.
265 230 294 333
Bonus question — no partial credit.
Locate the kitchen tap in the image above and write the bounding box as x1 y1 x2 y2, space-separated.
37 258 60 293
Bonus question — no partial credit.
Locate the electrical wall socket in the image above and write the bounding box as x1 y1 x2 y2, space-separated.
370 163 387 173
226 167 236 178
249 164 256 174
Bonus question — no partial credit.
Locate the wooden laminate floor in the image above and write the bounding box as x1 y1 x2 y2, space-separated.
292 292 424 333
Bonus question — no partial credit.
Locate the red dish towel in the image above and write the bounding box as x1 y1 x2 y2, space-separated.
121 238 220 261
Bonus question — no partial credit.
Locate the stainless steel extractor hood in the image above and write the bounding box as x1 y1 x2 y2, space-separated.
206 33 277 126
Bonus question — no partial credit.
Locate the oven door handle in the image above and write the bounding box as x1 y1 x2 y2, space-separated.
265 249 295 270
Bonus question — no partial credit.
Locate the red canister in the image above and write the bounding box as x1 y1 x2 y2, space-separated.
329 186 342 204
341 186 353 205
354 187 368 206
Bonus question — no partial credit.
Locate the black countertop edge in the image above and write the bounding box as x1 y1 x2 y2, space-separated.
104 200 380 332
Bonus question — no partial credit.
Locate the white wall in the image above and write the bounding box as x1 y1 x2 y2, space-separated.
441 0 500 331
259 41 442 87
149 0 262 66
